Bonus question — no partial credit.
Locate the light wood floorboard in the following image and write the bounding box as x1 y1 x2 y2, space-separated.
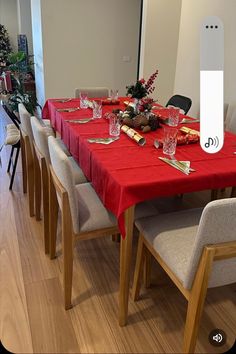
0 107 235 353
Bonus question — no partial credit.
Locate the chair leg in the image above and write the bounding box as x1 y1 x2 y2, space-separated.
27 162 35 217
62 196 73 310
49 170 58 259
183 247 215 353
34 151 41 221
42 163 50 254
21 136 27 193
211 189 218 201
7 146 14 172
143 248 152 288
112 234 120 242
231 186 236 197
9 146 20 190
183 286 208 353
131 234 145 301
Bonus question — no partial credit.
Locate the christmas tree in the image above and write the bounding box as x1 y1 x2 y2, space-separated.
0 24 11 68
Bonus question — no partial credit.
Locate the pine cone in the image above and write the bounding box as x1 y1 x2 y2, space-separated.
148 115 160 131
122 117 134 127
133 115 149 128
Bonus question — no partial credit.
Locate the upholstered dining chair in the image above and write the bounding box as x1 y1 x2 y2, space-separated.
166 95 192 115
31 117 87 254
75 87 109 98
48 135 158 309
18 103 36 217
0 122 20 189
225 103 236 134
132 198 236 353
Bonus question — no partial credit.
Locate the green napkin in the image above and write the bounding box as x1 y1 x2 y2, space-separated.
65 118 92 123
180 118 200 124
159 157 195 175
87 137 119 144
57 107 80 112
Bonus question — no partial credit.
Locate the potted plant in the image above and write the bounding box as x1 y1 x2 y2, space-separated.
5 51 40 115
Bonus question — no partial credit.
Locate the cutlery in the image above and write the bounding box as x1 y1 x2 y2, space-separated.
159 156 195 175
169 155 196 172
154 139 160 149
65 118 92 123
56 107 80 112
159 157 189 175
87 137 119 144
54 98 72 103
180 118 200 124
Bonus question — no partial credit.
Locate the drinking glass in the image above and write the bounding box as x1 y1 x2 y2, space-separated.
80 92 89 109
109 114 121 137
110 89 119 100
163 126 178 155
168 107 180 126
92 100 102 118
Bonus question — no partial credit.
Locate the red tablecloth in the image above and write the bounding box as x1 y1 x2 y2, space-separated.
43 98 236 237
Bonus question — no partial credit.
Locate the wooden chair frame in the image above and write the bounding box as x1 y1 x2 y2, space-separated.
132 233 236 353
49 165 119 309
33 141 50 253
2 104 26 192
21 131 35 217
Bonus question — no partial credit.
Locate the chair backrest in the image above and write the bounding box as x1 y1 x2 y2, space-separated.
18 103 34 142
166 95 192 115
75 87 109 98
184 198 236 290
48 135 79 234
31 116 54 164
225 103 236 133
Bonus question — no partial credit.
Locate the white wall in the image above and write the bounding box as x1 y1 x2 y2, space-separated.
0 0 18 51
17 0 33 55
32 0 141 105
140 0 182 106
174 0 236 117
31 0 45 105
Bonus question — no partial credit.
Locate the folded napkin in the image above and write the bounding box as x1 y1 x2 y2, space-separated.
87 137 119 144
159 157 195 175
65 118 92 124
53 98 72 103
57 107 80 112
180 118 200 124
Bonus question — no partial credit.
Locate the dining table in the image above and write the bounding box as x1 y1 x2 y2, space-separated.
43 97 236 326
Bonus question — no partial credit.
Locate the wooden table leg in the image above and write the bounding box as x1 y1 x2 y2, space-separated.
119 206 134 326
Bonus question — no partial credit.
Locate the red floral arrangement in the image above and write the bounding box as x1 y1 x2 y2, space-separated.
126 70 158 99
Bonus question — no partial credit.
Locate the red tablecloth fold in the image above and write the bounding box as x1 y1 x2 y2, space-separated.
43 98 236 237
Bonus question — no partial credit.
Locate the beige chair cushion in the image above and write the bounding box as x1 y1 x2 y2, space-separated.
67 156 87 185
18 103 34 143
76 183 117 233
136 199 236 290
31 117 85 184
75 87 109 98
31 116 54 163
185 199 236 289
225 103 236 133
48 136 87 234
135 208 202 289
5 124 20 145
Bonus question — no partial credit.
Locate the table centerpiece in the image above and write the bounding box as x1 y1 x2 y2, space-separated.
112 70 160 133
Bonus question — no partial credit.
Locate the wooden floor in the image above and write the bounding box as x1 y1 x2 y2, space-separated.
0 106 235 353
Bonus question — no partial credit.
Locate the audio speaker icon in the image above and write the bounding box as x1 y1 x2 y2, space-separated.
213 333 223 343
205 136 219 149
